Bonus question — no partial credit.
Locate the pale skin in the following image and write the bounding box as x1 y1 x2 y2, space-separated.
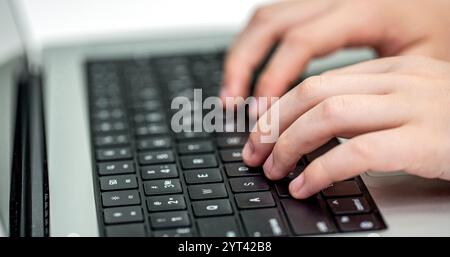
220 0 450 199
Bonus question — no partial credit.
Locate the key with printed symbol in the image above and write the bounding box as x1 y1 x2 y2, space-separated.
95 134 129 147
220 149 243 162
217 136 246 148
192 199 233 217
97 147 132 161
188 183 228 200
180 155 217 169
240 209 287 237
175 131 209 140
235 192 275 209
98 161 134 175
336 214 381 232
153 227 193 237
141 164 178 180
184 168 223 184
144 179 182 195
150 211 191 229
177 141 214 154
102 190 141 207
327 197 371 215
100 175 137 191
224 163 262 177
137 137 171 150
94 121 127 133
139 150 175 165
229 177 270 192
104 206 143 224
197 217 241 237
133 112 164 123
135 123 168 136
147 194 186 212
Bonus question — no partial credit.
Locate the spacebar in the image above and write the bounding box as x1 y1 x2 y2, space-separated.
281 198 336 235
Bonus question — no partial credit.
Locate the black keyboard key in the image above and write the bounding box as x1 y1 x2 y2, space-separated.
93 108 125 121
192 199 233 217
104 206 143 224
229 177 270 192
141 164 178 180
188 183 227 200
133 100 162 111
224 163 262 177
96 147 132 161
180 154 217 169
285 166 305 181
98 161 134 175
175 131 209 140
137 137 171 150
197 217 241 237
100 175 138 191
139 150 175 165
217 135 246 148
134 112 164 123
94 121 127 133
327 197 371 215
322 181 362 197
147 195 186 212
105 223 146 237
220 149 243 162
275 181 290 197
184 168 222 184
240 209 287 237
135 123 168 136
281 198 337 235
95 134 129 147
178 141 214 154
153 227 193 237
102 190 141 207
144 179 182 195
150 211 190 229
235 192 275 209
336 214 381 232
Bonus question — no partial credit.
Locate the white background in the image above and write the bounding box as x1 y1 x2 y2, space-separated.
19 0 272 49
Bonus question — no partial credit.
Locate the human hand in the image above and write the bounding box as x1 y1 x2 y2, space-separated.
242 56 450 199
221 0 450 109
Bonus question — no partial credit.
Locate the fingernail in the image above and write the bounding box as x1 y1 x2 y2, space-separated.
263 153 274 177
289 173 306 199
242 141 254 161
248 98 259 119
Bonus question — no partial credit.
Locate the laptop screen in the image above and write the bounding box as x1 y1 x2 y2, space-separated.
0 0 26 236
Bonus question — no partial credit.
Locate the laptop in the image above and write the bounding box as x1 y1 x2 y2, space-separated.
2 0 450 237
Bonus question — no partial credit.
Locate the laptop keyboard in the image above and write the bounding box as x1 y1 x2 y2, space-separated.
86 51 386 237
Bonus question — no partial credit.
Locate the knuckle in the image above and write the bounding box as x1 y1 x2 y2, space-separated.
349 140 372 161
296 75 322 99
283 29 307 46
320 96 347 122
